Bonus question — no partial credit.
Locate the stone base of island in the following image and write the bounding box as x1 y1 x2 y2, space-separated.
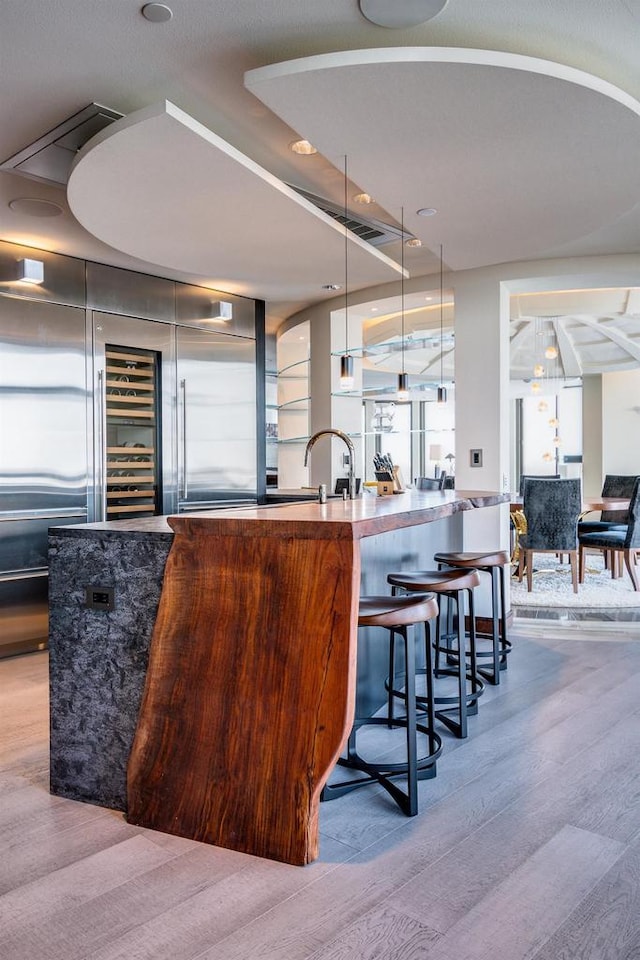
49 489 508 865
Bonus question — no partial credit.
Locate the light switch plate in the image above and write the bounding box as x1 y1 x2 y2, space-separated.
470 448 483 467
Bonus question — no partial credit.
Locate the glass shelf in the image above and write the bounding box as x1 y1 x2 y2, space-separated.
278 397 311 409
278 359 310 376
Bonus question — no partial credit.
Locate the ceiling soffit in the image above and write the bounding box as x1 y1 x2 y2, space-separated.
67 100 405 302
246 48 640 271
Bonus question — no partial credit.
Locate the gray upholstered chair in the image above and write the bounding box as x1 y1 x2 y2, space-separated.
414 476 444 491
517 478 582 593
518 473 560 496
578 477 640 591
578 474 638 536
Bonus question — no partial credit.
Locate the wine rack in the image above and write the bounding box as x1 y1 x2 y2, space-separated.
105 346 160 519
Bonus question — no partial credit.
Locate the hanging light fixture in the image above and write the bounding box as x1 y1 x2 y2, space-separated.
437 243 447 404
397 206 409 401
339 155 355 390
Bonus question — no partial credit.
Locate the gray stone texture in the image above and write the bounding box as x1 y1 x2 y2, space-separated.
48 528 172 810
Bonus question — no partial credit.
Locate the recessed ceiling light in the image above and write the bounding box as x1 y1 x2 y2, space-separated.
353 192 375 204
405 237 422 247
371 306 379 312
322 283 342 290
8 197 63 218
359 0 448 29
141 3 173 22
290 139 318 156
417 207 437 217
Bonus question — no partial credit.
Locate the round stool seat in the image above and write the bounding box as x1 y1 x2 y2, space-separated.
359 594 438 628
433 550 509 569
387 568 481 593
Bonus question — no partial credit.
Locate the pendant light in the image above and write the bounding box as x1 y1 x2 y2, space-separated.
397 206 409 401
437 243 447 404
339 155 355 390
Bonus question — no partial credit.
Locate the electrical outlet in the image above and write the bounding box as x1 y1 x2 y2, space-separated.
85 586 115 611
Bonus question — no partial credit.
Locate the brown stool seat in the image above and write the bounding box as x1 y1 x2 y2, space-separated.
387 568 481 593
322 591 441 817
433 550 509 569
359 594 439 628
386 568 483 739
434 549 511 685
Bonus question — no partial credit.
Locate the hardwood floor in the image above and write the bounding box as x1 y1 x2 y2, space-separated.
1 619 639 959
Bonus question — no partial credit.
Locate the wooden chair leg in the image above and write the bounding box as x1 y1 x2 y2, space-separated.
578 545 585 583
517 551 524 582
624 549 639 591
569 551 578 593
526 549 533 592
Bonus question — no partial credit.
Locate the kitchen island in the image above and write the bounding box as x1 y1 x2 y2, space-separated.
49 489 507 865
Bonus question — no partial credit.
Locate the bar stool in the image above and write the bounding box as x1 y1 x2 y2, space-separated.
386 568 483 739
433 550 511 685
321 593 442 817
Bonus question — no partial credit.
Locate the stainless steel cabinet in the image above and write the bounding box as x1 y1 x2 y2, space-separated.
177 326 257 510
0 298 88 655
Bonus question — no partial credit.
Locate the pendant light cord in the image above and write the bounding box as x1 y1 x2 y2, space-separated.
439 243 444 388
401 207 405 376
344 155 349 355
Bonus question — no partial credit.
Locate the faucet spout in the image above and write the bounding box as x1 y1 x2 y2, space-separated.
303 429 357 499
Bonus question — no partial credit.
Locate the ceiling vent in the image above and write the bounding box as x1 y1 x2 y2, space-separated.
1 103 123 186
292 186 412 247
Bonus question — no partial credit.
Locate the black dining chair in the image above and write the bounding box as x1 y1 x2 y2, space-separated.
517 478 582 592
414 476 444 491
578 474 638 536
578 477 640 591
518 473 560 496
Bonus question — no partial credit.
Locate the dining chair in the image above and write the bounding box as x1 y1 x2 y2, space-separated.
414 476 444 491
518 473 560 496
578 474 638 536
517 478 582 592
578 477 640 591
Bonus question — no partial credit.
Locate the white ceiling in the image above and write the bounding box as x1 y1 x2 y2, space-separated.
1 0 640 332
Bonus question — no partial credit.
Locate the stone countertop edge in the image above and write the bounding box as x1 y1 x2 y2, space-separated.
49 490 508 540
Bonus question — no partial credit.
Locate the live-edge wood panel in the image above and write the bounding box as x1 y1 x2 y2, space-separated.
127 515 361 865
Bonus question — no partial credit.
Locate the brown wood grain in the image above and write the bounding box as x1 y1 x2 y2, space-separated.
126 520 360 865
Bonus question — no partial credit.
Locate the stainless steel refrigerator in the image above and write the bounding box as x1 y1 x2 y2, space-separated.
91 311 257 521
0 297 88 656
1 301 258 656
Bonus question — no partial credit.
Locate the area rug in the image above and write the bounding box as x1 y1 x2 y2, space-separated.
511 553 640 608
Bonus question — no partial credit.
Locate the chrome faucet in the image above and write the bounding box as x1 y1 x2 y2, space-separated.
304 429 357 500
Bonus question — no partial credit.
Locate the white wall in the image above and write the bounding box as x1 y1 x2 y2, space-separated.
602 368 640 476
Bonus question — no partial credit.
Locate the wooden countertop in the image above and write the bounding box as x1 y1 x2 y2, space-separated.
54 489 507 540
170 490 506 541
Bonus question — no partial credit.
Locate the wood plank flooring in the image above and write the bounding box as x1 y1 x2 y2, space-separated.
1 618 639 960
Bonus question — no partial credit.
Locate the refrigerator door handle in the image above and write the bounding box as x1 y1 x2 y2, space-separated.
97 368 106 521
180 378 188 500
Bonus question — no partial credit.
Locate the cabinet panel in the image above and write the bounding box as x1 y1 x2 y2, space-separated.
177 328 257 506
